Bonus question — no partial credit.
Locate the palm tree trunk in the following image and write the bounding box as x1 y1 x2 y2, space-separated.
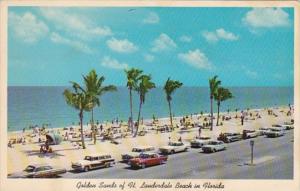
216 102 220 126
210 95 213 131
79 111 86 149
91 109 96 144
129 89 133 133
135 99 142 137
168 100 173 130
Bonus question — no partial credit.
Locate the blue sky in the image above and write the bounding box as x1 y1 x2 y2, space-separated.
8 7 294 86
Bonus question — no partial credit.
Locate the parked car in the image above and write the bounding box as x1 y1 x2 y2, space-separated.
281 124 294 130
128 152 168 169
71 154 115 172
202 140 226 153
271 124 286 131
265 128 285 138
8 164 66 178
121 146 155 162
258 127 271 135
159 141 189 154
242 130 260 139
190 136 211 148
217 133 242 143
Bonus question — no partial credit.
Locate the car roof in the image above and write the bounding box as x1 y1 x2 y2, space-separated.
141 152 158 155
209 140 223 143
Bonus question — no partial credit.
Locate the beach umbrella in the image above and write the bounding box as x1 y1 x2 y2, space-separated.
45 133 63 145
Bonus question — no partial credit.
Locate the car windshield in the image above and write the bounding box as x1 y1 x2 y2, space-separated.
139 154 149 159
24 165 35 172
271 129 280 132
199 137 210 140
169 142 180 146
84 156 92 160
132 148 142 152
209 141 218 145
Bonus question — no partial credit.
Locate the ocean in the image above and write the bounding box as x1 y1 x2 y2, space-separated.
8 86 293 132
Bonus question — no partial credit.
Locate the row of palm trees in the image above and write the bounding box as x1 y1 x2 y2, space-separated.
63 69 232 149
125 69 183 137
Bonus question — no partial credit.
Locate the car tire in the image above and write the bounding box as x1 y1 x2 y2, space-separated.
213 149 216 153
105 162 110 168
141 163 146 169
171 150 175 154
84 166 89 172
184 148 188 152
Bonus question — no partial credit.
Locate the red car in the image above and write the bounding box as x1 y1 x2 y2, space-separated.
128 152 168 169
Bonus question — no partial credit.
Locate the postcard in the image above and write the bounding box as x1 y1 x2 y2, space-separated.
0 1 299 191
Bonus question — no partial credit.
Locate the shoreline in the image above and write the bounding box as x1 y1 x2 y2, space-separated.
7 104 292 134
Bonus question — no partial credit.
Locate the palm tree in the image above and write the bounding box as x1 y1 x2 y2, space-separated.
63 83 93 149
214 87 233 126
163 78 183 130
125 68 143 133
83 70 117 144
135 74 155 136
209 75 221 131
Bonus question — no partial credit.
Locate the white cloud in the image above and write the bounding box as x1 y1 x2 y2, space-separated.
39 8 112 41
101 56 129 70
8 12 49 43
143 12 160 24
151 33 177 52
245 70 258 79
179 35 192 43
106 38 138 53
50 32 93 54
216 28 239 41
202 28 238 43
202 31 219 43
242 66 258 79
144 53 154 62
243 8 290 29
178 49 212 70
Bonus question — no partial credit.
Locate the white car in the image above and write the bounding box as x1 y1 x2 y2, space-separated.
202 140 226 153
281 124 294 130
71 154 115 172
265 128 285 138
258 127 271 135
242 130 260 139
271 124 286 131
190 136 211 148
121 146 155 162
159 141 189 154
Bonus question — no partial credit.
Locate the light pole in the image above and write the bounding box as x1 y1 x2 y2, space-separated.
250 140 254 165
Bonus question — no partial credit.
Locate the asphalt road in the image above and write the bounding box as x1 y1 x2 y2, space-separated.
62 130 294 179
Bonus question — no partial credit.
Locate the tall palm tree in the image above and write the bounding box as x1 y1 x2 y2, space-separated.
63 83 93 149
125 68 143 133
83 70 117 144
214 87 233 126
163 78 183 130
209 75 221 131
135 74 155 136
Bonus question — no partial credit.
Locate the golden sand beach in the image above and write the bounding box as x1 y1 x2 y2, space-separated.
7 106 293 174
